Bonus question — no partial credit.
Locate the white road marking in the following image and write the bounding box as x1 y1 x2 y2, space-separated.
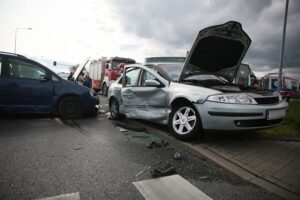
53 118 64 125
36 192 80 200
133 175 213 200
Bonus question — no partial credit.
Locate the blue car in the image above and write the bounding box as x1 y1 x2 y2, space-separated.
0 52 99 118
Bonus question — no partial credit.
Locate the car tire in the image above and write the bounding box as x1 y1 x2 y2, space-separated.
109 97 124 120
58 96 83 119
102 83 108 96
168 103 202 140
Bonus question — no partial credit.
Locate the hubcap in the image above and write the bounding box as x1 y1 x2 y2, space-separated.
172 107 196 135
65 102 77 114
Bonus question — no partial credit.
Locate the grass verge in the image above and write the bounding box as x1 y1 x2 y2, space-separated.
257 100 300 137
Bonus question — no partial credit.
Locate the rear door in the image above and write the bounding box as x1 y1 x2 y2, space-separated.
0 56 54 113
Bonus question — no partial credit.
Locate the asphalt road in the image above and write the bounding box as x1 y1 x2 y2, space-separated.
0 95 280 200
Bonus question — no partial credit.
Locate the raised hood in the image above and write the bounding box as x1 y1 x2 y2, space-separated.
72 58 90 81
179 21 251 82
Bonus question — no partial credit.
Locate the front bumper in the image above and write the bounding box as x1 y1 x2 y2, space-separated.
81 95 100 114
194 100 288 131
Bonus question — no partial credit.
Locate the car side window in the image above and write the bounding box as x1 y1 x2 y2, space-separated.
52 75 59 81
140 70 158 86
125 68 141 87
8 58 46 80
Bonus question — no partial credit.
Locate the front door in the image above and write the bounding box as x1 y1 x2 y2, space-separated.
121 67 168 122
0 56 54 113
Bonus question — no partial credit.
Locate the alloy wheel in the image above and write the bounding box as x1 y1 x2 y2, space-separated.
172 107 196 135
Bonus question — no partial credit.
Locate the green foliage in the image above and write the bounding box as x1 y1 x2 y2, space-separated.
258 100 300 137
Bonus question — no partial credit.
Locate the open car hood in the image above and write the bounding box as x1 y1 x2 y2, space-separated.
72 58 90 81
179 21 251 83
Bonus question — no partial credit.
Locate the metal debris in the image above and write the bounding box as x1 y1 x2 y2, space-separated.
147 140 169 149
97 104 109 114
174 152 181 160
198 176 209 180
116 126 127 132
136 160 164 177
111 121 145 132
73 147 83 150
150 163 176 178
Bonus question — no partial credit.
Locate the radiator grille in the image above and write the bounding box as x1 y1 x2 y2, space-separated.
254 97 279 105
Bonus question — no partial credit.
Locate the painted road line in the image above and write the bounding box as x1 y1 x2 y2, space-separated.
133 175 213 200
36 192 80 200
53 117 64 125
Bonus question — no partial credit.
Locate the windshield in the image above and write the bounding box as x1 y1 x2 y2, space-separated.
112 61 123 70
157 64 183 81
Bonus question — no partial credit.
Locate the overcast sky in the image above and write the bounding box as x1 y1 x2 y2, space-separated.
0 0 299 77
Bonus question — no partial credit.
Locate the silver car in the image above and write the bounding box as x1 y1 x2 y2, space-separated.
108 21 288 140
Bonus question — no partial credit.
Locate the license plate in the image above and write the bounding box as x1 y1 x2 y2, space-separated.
267 109 286 120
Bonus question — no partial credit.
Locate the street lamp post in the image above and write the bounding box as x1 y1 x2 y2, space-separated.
14 27 32 53
278 0 289 93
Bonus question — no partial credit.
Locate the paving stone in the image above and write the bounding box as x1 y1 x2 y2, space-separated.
200 137 300 197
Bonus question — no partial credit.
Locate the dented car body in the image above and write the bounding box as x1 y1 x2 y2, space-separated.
108 21 288 140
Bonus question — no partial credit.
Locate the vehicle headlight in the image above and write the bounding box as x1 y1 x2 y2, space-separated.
90 89 98 97
206 94 257 104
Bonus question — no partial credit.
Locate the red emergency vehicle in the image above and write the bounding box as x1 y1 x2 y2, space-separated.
89 57 135 95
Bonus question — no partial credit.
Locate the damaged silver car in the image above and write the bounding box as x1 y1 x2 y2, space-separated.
108 21 288 140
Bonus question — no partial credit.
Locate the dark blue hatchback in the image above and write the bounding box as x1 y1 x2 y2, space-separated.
0 52 99 118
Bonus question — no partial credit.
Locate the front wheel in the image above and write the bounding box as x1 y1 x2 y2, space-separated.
58 96 82 119
168 104 201 140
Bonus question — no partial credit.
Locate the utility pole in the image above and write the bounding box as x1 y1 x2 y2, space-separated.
14 27 32 53
277 0 289 93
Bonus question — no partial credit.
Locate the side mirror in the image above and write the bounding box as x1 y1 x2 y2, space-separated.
145 79 160 87
40 74 51 82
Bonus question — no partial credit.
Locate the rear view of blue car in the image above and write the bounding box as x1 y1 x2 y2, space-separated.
0 52 99 118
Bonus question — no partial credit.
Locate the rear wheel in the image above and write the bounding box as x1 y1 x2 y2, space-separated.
58 96 82 119
168 103 201 140
102 83 108 96
109 98 123 120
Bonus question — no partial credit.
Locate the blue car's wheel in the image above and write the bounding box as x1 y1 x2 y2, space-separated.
58 96 82 118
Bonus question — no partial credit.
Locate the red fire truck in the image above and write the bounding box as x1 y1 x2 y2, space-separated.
89 57 135 95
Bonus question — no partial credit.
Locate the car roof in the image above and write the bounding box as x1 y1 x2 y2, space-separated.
0 51 63 80
0 51 27 59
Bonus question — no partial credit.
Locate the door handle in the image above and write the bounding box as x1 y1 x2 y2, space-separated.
123 89 133 94
122 94 132 98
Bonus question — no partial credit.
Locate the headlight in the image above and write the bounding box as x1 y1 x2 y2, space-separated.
206 94 257 104
90 89 98 97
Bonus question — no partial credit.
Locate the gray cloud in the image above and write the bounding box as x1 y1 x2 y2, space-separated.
109 0 300 73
